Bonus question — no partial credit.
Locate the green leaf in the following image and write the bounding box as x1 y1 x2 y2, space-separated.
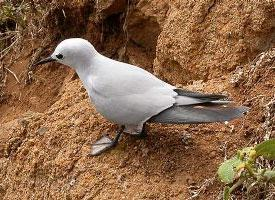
218 157 243 184
255 139 275 160
263 170 275 182
223 186 230 200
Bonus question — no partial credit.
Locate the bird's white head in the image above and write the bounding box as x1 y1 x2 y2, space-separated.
34 38 97 69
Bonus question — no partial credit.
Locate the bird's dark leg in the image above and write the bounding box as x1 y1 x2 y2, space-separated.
91 125 125 156
134 123 148 139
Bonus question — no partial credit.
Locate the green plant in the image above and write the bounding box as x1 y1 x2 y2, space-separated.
0 0 30 58
218 139 275 199
0 0 30 29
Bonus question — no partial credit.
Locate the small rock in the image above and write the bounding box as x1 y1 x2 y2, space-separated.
74 118 82 126
117 174 125 182
186 175 196 186
69 179 76 186
141 147 149 157
132 158 141 167
119 159 127 168
37 127 48 135
17 118 29 128
29 97 39 106
181 133 192 145
209 151 217 158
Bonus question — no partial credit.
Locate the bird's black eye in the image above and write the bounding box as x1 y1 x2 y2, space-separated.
56 53 64 59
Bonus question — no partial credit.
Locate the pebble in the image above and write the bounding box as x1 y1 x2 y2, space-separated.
37 127 48 135
69 178 76 186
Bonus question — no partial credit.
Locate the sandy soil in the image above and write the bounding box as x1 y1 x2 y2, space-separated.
0 0 274 199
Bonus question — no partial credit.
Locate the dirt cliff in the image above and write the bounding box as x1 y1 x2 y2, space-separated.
0 0 274 199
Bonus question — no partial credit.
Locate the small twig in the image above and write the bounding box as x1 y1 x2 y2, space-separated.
188 177 215 199
0 37 20 60
4 67 20 83
0 31 19 36
0 35 16 41
229 177 246 194
0 36 16 54
265 184 275 199
244 95 266 104
246 181 259 194
62 9 66 18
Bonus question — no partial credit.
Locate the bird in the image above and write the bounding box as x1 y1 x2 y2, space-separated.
34 38 248 156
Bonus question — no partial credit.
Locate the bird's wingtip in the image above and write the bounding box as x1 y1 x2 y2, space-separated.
240 106 250 114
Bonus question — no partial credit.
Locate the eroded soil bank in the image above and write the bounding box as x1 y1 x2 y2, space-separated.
0 0 274 199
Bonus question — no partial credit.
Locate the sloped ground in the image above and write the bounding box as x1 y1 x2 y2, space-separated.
0 0 274 199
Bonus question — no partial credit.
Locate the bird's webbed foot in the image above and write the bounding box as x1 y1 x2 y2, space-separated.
91 126 124 156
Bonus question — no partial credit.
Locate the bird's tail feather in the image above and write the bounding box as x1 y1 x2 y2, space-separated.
149 103 249 124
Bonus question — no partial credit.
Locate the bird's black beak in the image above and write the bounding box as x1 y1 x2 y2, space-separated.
33 56 56 66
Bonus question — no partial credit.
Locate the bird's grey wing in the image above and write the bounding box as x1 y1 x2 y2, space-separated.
174 88 230 105
149 88 248 124
174 88 228 100
149 103 248 124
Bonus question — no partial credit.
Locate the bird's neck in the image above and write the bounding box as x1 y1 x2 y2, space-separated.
74 62 96 96
75 62 92 79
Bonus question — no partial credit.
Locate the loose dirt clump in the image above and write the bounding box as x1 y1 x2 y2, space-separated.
0 0 274 199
